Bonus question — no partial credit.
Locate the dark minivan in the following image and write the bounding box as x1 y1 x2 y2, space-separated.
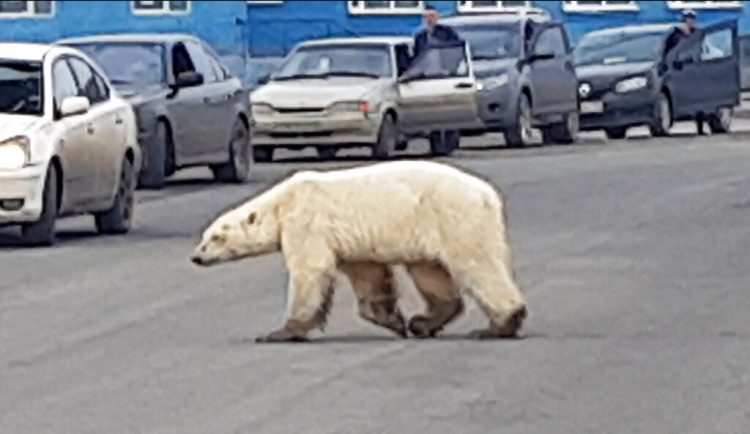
573 20 740 139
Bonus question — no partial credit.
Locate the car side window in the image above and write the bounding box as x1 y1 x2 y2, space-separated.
701 28 733 61
52 58 79 115
67 57 108 105
172 42 196 79
183 40 218 84
534 27 567 57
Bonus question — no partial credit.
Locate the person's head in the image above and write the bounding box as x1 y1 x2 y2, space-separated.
423 5 439 30
682 9 697 32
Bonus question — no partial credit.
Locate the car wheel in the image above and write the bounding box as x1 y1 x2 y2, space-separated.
212 118 250 183
372 113 398 159
649 92 672 137
138 121 170 190
317 146 339 161
96 156 136 235
21 163 58 247
707 107 732 134
395 137 409 151
605 127 627 140
253 146 274 163
504 93 534 148
543 110 579 145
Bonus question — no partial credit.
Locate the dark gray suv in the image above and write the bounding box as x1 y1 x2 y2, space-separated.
441 12 580 147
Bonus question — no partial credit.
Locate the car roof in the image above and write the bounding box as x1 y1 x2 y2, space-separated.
297 36 413 47
58 32 199 45
0 42 56 62
583 23 678 38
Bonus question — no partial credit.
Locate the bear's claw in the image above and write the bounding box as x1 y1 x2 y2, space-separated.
468 306 527 340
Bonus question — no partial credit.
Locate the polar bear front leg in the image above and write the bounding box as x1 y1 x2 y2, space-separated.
256 251 337 343
406 261 464 339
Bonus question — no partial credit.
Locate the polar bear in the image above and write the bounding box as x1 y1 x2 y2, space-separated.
190 160 527 342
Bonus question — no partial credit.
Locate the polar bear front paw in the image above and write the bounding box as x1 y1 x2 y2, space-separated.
408 316 439 339
255 328 309 343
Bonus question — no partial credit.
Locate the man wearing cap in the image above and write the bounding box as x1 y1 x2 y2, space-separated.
411 5 461 154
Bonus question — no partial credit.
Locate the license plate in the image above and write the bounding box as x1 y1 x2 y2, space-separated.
581 101 604 114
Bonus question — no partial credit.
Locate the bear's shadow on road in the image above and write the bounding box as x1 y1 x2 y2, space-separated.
230 333 540 346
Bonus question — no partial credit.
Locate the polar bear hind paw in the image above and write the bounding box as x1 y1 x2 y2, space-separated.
255 328 310 343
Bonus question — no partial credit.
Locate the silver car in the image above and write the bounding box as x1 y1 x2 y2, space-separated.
249 36 484 161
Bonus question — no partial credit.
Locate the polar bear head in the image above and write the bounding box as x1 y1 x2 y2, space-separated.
190 202 281 267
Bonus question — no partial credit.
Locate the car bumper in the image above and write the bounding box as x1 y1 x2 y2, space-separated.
579 91 656 130
0 164 47 225
251 113 380 147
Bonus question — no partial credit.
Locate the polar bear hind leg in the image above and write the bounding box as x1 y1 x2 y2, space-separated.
406 261 465 339
340 261 408 338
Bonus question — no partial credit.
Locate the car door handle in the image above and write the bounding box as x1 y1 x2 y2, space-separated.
455 82 473 89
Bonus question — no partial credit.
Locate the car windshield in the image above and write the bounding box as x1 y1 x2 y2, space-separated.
573 31 668 66
274 44 393 80
72 42 165 86
0 60 43 116
455 25 521 60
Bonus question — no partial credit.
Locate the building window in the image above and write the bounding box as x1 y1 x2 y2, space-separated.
562 1 639 12
667 1 742 9
457 1 532 13
348 1 425 15
0 0 54 18
131 0 190 15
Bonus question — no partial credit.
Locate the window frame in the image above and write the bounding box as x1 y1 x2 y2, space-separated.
347 1 425 16
562 1 640 13
666 1 742 9
131 0 191 16
0 0 55 19
456 1 534 13
246 0 283 4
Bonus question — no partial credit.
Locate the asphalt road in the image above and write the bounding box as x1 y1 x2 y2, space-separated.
2 124 750 434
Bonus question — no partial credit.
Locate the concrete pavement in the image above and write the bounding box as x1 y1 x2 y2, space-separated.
1 129 749 433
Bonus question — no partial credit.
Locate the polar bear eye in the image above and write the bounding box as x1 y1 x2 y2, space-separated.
247 212 257 225
210 234 226 244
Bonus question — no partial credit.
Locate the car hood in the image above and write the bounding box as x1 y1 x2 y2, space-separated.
114 83 169 107
575 61 656 80
0 114 44 142
251 78 390 108
472 58 518 79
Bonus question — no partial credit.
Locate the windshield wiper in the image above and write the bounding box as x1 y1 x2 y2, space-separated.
325 71 381 79
109 79 133 85
472 55 502 61
273 73 328 81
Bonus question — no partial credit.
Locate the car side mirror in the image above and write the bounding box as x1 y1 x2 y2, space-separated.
174 71 204 88
528 51 555 63
59 96 90 117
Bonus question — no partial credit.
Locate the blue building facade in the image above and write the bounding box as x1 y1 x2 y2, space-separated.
1 1 749 84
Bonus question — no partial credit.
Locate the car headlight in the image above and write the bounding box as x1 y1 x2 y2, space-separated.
0 136 30 170
251 103 275 116
328 100 370 114
615 76 648 94
477 74 509 91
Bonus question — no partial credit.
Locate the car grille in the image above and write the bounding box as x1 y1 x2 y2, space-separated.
274 107 326 114
269 131 333 138
579 79 613 100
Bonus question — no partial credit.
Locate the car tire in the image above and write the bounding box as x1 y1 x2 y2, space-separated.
395 137 408 151
372 113 398 159
212 118 250 183
543 110 579 145
253 146 274 163
504 93 534 148
95 156 136 235
317 146 339 161
649 92 672 137
138 121 170 190
707 107 732 134
605 127 627 140
429 130 459 156
21 163 58 247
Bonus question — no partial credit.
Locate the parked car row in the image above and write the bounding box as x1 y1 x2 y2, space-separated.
248 13 741 160
1 33 252 246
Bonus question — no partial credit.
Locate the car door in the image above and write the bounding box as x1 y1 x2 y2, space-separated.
666 31 704 117
697 19 740 111
167 41 214 166
396 40 482 133
67 55 127 202
527 23 576 116
51 56 97 208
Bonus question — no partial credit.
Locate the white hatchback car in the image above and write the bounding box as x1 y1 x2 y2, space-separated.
0 43 141 246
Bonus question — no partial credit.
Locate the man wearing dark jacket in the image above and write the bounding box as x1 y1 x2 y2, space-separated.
412 5 461 155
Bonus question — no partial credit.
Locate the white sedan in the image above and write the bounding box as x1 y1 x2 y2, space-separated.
0 43 141 246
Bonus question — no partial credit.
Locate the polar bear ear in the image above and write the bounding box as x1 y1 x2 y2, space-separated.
247 212 258 225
